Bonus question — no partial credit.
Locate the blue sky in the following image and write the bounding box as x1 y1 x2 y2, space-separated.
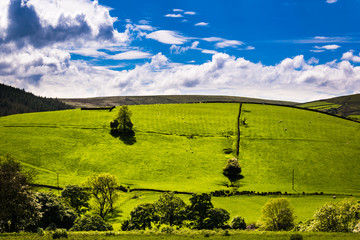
0 0 359 102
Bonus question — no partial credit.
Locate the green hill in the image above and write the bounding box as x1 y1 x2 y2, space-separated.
0 83 72 116
0 103 359 194
297 93 360 121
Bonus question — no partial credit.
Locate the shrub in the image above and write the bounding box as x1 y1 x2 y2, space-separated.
311 198 360 232
223 158 242 185
260 198 295 231
231 216 246 230
61 185 90 215
52 229 68 239
37 227 44 236
159 225 175 234
70 214 113 231
203 208 230 229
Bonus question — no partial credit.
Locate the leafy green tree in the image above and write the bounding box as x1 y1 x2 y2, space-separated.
0 155 41 232
61 185 90 215
260 198 295 231
86 173 119 218
155 192 186 226
203 208 230 229
223 158 242 186
187 193 214 229
231 216 246 230
110 106 133 133
128 203 159 230
311 198 360 232
71 214 113 231
36 192 77 230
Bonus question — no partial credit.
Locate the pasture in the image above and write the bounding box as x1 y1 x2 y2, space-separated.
0 103 359 194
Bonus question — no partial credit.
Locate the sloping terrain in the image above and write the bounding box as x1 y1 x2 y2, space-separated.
0 103 359 194
0 83 72 116
297 93 360 120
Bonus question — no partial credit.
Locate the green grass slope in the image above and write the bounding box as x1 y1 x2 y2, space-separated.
0 103 359 194
239 104 360 194
0 104 238 192
297 93 360 120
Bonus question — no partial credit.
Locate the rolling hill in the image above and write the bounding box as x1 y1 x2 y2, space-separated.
297 93 360 121
0 83 72 116
0 103 359 194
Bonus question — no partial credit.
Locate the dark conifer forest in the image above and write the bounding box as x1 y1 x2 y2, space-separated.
0 83 72 116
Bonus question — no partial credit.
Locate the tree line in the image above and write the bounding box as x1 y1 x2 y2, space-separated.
0 83 72 117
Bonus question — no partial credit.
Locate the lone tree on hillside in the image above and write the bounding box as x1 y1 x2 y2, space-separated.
223 157 243 186
110 106 133 134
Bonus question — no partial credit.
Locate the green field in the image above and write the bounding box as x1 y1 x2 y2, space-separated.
2 231 360 240
0 103 359 194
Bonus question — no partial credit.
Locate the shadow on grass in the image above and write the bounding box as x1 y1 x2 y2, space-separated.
110 130 136 145
104 208 123 223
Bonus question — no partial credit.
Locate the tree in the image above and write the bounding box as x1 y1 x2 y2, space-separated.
260 198 295 231
203 208 230 229
311 198 360 232
187 193 214 229
223 158 242 186
0 155 41 232
110 106 133 134
85 173 119 218
127 203 159 230
35 192 77 230
155 192 186 226
231 216 246 230
61 185 90 215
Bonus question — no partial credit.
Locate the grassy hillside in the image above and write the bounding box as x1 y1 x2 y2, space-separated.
0 103 359 194
297 93 360 120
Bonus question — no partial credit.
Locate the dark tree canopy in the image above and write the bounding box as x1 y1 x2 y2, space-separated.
0 155 41 232
35 192 77 230
155 192 186 226
110 105 133 133
61 185 90 215
223 157 242 185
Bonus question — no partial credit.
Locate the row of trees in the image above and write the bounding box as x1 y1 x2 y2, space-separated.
121 192 246 231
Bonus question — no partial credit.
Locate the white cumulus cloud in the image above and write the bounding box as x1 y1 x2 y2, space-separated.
165 14 183 18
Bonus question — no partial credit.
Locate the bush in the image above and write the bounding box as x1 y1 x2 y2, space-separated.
52 229 68 239
70 214 113 231
260 198 295 231
203 208 230 229
159 225 175 234
37 227 44 236
290 234 303 240
311 198 360 232
231 216 246 230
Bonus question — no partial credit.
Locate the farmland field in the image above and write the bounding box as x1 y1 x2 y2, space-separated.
0 103 359 194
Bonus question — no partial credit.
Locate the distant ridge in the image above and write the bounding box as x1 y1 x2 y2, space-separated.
0 83 72 116
60 95 297 108
297 93 360 120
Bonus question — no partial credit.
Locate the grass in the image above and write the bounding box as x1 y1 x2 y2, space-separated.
239 104 360 194
297 101 341 110
0 103 359 195
2 231 360 240
0 104 238 191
